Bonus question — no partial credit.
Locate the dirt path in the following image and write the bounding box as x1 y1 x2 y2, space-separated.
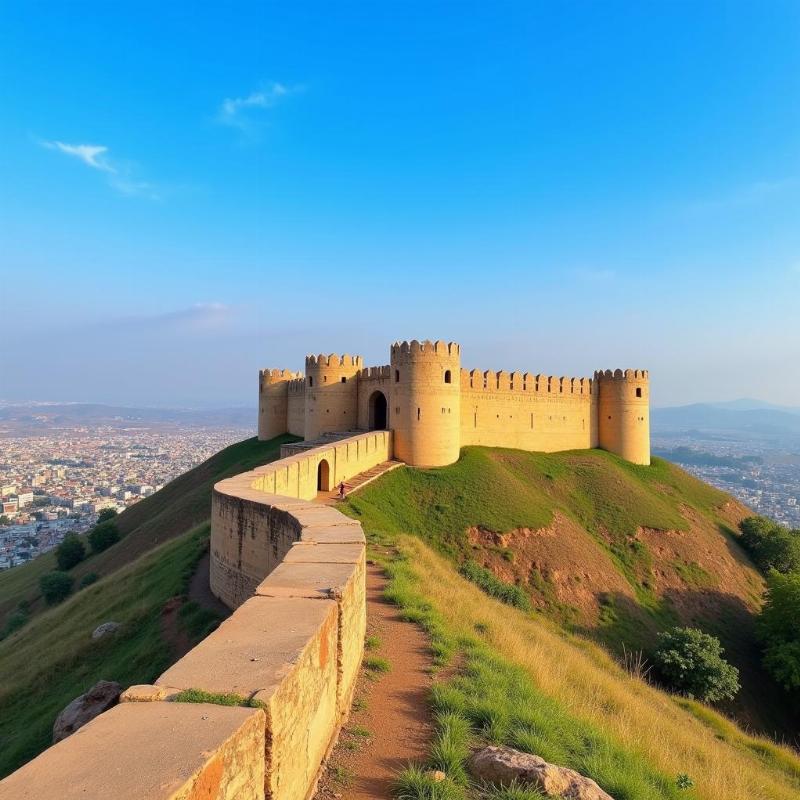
315 561 434 799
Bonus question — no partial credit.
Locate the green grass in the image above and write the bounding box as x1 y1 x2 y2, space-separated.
0 523 214 778
459 561 531 611
345 448 729 597
364 655 391 673
365 634 382 650
377 536 800 800
173 688 265 709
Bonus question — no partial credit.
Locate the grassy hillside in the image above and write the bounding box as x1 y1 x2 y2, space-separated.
0 434 295 626
343 447 789 736
379 534 800 800
0 434 294 778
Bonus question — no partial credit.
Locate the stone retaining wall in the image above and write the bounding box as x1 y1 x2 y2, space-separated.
0 430 390 800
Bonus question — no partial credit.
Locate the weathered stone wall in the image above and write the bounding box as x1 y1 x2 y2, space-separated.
0 432 384 800
459 370 597 453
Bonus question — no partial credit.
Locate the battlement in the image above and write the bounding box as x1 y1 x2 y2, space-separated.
594 368 649 382
358 364 392 380
259 368 303 386
390 339 461 362
287 378 306 394
305 353 364 368
461 368 593 395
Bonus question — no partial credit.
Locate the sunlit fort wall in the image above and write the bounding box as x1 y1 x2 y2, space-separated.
259 340 650 467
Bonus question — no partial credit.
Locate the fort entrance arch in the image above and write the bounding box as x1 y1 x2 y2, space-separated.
368 390 388 430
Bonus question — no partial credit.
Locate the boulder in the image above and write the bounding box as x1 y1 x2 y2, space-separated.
52 680 122 743
91 621 121 640
469 745 614 800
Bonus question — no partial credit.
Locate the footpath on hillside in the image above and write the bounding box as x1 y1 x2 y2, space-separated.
314 561 436 799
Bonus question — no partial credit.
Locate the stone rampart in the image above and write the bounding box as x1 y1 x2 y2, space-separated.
0 430 390 800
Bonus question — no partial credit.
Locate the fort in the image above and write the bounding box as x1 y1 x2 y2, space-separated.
259 339 650 467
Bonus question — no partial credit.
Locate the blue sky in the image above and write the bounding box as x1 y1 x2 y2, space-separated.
1 1 799 407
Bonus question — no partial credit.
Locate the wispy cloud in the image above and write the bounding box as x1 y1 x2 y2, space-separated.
217 82 300 138
687 178 797 215
40 139 159 199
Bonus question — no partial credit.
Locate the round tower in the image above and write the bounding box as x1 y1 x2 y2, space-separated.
304 353 362 440
595 369 650 465
258 369 301 441
390 340 461 467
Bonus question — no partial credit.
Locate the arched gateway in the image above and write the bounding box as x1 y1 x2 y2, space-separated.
368 390 388 430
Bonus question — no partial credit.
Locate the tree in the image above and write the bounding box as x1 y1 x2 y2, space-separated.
55 534 86 571
88 520 120 553
654 627 740 703
80 572 99 588
0 515 10 525
40 572 74 605
738 516 800 574
97 507 118 523
758 571 800 691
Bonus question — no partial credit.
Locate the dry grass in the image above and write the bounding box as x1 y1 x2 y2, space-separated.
398 533 800 800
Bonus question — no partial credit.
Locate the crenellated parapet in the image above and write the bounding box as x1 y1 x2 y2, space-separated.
390 339 460 364
259 368 303 388
594 368 649 382
595 367 650 465
358 365 392 381
305 353 364 369
462 368 593 395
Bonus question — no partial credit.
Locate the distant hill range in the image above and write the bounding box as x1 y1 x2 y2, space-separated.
0 402 255 431
652 399 800 435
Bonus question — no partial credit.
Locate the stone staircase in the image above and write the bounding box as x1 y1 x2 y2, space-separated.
315 459 404 505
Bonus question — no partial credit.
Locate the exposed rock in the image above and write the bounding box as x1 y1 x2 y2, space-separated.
53 680 122 743
469 745 614 800
91 621 121 640
119 684 170 703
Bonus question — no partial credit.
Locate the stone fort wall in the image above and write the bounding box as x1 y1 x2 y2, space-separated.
258 340 650 466
0 430 391 800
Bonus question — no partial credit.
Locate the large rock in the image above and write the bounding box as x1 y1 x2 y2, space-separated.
53 680 122 743
469 745 614 800
91 621 121 640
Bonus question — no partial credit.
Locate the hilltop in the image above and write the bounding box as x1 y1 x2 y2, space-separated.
343 447 791 736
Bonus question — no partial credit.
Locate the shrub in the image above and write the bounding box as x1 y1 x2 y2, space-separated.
80 572 99 588
654 627 740 703
758 570 800 691
39 571 74 605
738 516 800 574
88 520 121 553
97 507 118 523
55 534 86 571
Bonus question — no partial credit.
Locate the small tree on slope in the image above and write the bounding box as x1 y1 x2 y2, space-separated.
654 626 740 703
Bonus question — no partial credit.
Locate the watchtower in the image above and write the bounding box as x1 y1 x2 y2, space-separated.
304 353 362 439
390 340 461 467
595 369 650 465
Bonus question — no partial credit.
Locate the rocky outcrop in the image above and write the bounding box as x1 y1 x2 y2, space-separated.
469 745 614 800
52 680 122 743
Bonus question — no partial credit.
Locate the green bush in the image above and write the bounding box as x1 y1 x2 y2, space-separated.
88 520 121 553
654 627 740 703
39 571 74 605
459 560 531 611
80 572 99 588
738 516 800 574
55 534 86 571
758 570 800 691
97 507 118 523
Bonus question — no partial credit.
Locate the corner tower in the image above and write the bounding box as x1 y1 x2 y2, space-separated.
595 369 650 465
304 353 362 439
258 369 302 441
390 340 461 467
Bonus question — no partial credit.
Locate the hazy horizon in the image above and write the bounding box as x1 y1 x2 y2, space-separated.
2 3 798 408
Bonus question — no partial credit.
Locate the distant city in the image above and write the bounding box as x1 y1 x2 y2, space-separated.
2 398 799 572
0 402 252 571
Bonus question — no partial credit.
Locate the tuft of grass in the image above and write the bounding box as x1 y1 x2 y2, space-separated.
428 711 471 784
172 688 264 709
364 655 391 674
365 634 382 650
459 561 531 611
394 764 466 800
350 724 372 738
330 764 354 786
478 780 547 799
